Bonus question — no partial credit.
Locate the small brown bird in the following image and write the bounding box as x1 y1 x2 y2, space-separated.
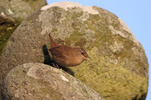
49 33 89 68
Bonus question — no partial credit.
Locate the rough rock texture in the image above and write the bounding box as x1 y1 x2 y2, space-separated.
0 0 47 21
0 0 47 53
0 2 148 100
1 63 104 100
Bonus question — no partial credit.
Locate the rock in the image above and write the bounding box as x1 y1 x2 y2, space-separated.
1 63 104 100
0 1 148 100
0 0 47 53
0 0 47 21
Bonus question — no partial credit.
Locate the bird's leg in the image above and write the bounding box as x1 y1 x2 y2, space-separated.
52 63 60 69
55 64 60 69
52 63 55 67
52 63 70 74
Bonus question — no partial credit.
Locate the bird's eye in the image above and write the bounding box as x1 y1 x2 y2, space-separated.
81 52 84 55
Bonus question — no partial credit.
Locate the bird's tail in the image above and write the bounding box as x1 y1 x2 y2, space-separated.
49 33 58 48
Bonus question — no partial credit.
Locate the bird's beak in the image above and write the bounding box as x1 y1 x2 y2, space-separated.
87 56 91 60
85 56 91 60
83 55 91 60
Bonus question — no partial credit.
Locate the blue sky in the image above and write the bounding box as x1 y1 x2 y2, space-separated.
46 0 151 99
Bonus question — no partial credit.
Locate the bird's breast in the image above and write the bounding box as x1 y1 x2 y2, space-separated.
65 56 84 67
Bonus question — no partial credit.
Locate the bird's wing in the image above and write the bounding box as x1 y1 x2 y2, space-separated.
50 46 67 60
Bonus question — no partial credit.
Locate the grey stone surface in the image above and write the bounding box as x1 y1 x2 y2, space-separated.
0 0 47 53
0 2 148 100
0 0 47 21
1 63 104 100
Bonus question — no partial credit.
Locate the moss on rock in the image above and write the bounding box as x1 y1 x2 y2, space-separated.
0 2 148 100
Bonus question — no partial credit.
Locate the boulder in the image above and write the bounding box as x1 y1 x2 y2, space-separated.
0 0 47 53
1 63 104 100
0 2 148 100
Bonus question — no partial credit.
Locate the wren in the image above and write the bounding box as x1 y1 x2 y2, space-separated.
49 33 89 68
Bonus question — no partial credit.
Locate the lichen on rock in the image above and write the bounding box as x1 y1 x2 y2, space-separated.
0 1 148 100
